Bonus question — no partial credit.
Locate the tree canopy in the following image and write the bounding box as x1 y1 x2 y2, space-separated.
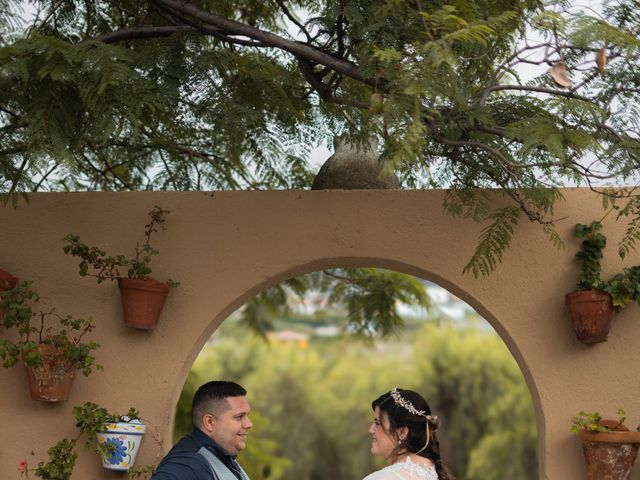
3 0 640 275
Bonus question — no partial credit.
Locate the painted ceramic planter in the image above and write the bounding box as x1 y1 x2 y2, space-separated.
96 420 146 471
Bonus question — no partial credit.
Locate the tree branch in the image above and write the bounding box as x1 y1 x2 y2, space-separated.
484 84 593 102
0 144 28 155
298 58 368 109
34 161 60 191
275 0 314 44
91 25 198 43
152 0 388 91
153 4 268 47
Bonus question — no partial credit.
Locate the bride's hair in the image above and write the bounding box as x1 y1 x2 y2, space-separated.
372 388 455 480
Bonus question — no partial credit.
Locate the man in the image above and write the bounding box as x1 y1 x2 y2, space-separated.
152 381 253 480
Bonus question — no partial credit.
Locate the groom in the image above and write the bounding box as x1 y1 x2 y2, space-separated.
152 381 253 480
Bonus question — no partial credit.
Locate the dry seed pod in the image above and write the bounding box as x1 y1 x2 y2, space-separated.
549 61 572 88
596 47 607 75
369 92 384 114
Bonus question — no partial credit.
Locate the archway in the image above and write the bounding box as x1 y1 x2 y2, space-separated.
172 258 543 480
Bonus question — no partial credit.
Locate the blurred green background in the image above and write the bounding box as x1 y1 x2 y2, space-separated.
173 280 537 480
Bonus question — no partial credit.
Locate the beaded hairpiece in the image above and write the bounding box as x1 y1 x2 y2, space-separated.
390 387 439 425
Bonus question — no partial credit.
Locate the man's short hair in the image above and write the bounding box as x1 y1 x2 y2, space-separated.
192 381 247 428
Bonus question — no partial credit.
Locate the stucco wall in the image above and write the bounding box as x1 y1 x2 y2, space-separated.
0 189 639 479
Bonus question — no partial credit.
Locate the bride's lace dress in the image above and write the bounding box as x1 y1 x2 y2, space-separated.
362 457 438 480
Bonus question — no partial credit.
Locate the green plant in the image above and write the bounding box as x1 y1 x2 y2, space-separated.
20 402 147 480
572 221 640 309
574 222 607 292
606 266 640 310
63 206 178 287
0 280 100 375
127 465 156 479
31 439 77 480
570 409 627 434
73 402 141 455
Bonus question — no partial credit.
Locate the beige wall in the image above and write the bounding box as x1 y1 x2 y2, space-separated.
0 189 639 479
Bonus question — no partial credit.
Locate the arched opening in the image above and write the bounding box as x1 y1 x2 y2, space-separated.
170 259 541 480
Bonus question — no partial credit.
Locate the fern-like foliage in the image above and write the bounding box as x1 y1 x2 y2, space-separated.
443 189 492 222
327 268 430 336
616 196 640 260
463 206 521 278
239 268 430 338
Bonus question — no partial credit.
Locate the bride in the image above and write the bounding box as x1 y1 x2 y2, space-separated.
364 388 454 480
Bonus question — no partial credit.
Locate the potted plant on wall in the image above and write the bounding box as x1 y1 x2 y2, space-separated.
20 402 150 479
0 281 101 402
565 221 613 343
74 402 147 472
571 409 640 480
63 205 178 330
566 220 640 343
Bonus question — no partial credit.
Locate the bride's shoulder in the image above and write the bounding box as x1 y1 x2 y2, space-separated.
362 468 397 480
362 457 438 480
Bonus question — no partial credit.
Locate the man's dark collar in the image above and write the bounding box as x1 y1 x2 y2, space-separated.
192 428 237 460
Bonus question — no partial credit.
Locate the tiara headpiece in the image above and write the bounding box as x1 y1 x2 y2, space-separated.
390 387 438 424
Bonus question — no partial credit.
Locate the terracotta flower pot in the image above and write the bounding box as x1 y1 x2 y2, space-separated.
0 269 18 321
580 430 640 480
118 277 169 330
23 344 76 402
565 290 614 343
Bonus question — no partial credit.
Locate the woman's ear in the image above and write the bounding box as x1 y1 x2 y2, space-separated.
398 426 409 442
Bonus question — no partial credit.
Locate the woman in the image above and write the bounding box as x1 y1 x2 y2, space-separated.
364 387 454 480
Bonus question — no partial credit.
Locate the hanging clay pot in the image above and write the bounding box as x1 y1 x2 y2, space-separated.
24 344 76 402
580 430 640 480
96 420 146 471
0 269 18 321
565 290 614 343
118 277 169 329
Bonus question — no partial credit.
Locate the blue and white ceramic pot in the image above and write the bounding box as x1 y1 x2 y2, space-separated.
96 420 146 471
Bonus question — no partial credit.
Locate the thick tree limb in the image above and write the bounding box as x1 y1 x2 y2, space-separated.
94 24 267 48
92 25 198 43
152 3 268 47
152 0 388 91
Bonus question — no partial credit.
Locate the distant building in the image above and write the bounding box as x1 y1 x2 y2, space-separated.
269 329 309 348
313 325 340 337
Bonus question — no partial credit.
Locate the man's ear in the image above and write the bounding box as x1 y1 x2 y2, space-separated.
201 413 216 433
